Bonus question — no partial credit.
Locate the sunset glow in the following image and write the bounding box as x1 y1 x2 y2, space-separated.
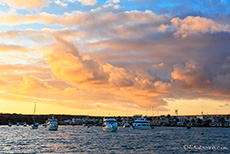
0 0 229 116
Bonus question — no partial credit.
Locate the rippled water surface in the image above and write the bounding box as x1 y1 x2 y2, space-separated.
0 126 229 153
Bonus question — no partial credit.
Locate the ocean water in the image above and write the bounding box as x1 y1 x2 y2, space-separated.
0 125 229 153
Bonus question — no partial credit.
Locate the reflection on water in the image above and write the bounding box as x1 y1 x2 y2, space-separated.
0 126 229 153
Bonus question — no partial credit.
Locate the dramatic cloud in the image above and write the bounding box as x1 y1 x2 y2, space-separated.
171 60 212 89
0 0 230 115
42 38 171 108
46 40 110 85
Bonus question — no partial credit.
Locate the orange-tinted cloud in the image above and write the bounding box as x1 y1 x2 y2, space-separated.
171 60 211 89
0 44 30 52
77 0 97 6
170 16 230 38
45 39 110 86
42 38 171 108
0 2 229 115
0 0 49 12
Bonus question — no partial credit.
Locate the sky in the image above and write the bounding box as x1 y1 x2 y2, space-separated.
0 0 229 116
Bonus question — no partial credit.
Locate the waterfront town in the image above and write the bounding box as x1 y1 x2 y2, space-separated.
65 114 230 127
2 113 229 127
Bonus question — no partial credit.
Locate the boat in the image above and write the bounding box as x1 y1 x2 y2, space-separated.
103 118 118 132
31 103 38 129
32 123 39 129
186 124 191 130
8 122 12 127
82 123 87 127
123 122 130 128
23 122 27 127
43 123 47 127
16 122 20 126
47 118 58 131
132 118 152 130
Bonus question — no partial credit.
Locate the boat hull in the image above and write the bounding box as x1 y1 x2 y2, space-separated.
48 126 58 131
32 126 38 129
103 126 117 132
48 123 58 131
132 126 152 130
132 118 152 130
132 123 152 130
123 123 130 128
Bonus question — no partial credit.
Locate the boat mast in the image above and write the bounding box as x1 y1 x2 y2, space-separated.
34 103 36 115
33 103 36 124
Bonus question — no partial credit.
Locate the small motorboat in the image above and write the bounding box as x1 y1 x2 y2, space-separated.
31 123 39 129
82 123 87 127
186 124 191 130
103 118 118 132
47 118 58 131
8 122 12 127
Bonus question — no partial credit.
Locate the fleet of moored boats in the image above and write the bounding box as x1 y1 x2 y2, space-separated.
8 117 59 131
102 117 154 132
7 103 157 132
7 117 159 132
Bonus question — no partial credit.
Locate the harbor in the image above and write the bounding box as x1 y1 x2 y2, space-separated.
0 124 229 153
2 113 230 127
0 0 230 153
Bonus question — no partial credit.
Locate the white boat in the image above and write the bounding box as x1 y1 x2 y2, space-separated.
103 118 118 132
123 122 130 128
132 118 152 130
8 122 12 127
47 118 58 131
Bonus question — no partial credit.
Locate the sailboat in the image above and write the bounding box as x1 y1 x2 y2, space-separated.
31 103 38 129
123 110 130 128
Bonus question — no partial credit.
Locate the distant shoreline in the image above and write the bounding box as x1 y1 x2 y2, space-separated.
1 125 230 128
1 113 229 127
1 113 230 117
